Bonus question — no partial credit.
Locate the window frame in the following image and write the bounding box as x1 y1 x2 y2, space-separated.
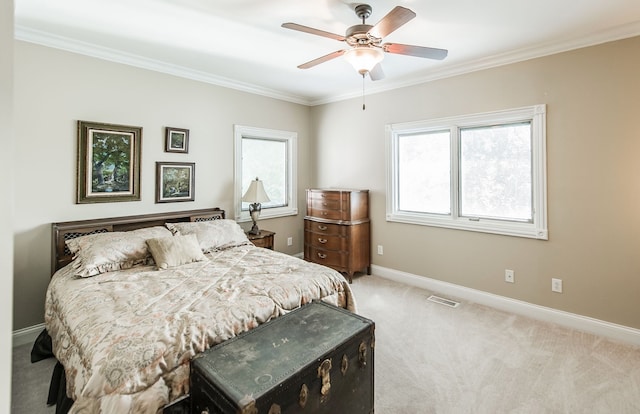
386 105 548 240
234 125 298 223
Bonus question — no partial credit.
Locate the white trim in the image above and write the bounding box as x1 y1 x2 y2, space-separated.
233 125 298 223
12 323 44 348
386 105 548 240
15 265 640 348
16 22 640 107
372 264 640 346
310 21 640 106
14 26 311 106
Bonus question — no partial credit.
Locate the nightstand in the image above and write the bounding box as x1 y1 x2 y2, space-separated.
246 230 275 250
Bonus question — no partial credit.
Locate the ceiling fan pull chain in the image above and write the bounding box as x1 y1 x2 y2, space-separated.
362 73 366 110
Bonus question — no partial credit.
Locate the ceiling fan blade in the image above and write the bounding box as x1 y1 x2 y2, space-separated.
281 23 345 42
369 63 385 81
368 6 416 39
383 43 448 60
298 50 347 69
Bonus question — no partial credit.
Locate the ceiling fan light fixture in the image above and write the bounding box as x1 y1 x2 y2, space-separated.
344 47 383 75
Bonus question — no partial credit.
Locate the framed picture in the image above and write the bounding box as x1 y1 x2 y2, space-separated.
156 162 195 203
76 120 142 204
165 127 189 153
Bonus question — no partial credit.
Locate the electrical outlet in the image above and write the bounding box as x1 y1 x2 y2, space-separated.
377 245 384 255
505 269 515 283
287 237 293 246
552 278 563 293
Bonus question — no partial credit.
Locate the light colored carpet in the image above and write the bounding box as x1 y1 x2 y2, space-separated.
349 275 640 413
12 341 56 413
12 274 640 413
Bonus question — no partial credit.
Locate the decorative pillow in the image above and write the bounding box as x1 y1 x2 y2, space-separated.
146 234 207 270
66 226 173 277
165 219 251 253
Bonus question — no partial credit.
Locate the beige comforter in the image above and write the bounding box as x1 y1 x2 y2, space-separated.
45 244 356 413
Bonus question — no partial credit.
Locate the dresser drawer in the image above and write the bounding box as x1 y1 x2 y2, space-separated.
305 230 348 251
308 190 342 202
304 246 349 269
306 189 368 222
304 220 348 236
308 197 341 211
307 207 344 221
307 190 349 221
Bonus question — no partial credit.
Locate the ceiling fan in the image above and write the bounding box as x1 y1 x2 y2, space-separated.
282 4 448 81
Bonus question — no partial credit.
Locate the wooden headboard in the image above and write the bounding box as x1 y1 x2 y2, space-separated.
51 208 225 274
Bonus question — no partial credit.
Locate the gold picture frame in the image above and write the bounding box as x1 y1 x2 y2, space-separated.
156 161 195 203
76 120 142 204
165 127 189 153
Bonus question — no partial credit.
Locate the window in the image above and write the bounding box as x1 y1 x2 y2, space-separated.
234 125 297 222
386 105 547 239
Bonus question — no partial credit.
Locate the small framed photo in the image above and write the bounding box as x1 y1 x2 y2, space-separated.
165 127 189 153
76 120 142 204
156 162 195 203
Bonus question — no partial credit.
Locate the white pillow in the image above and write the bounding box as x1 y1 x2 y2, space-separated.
146 234 207 269
165 219 251 253
65 226 173 277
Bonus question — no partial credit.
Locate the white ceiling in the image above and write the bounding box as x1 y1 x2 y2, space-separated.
14 0 640 105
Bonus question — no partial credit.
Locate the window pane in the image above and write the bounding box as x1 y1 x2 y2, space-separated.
398 131 451 214
242 138 286 209
459 122 532 221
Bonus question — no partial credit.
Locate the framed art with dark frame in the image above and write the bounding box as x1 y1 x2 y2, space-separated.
156 161 195 203
165 127 189 153
76 120 142 204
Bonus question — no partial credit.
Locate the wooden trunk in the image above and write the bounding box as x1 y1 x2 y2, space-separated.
163 395 190 413
190 301 375 414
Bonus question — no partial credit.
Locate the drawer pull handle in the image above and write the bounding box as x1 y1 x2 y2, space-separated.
317 253 327 259
318 225 327 230
322 212 328 215
318 238 327 244
322 202 328 206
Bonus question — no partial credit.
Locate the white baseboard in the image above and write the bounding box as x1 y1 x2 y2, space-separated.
12 323 44 348
372 264 640 346
15 265 640 348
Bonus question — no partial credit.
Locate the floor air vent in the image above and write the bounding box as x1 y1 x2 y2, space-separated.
427 295 460 308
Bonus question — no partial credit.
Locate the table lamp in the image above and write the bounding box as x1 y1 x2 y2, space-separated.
242 177 270 235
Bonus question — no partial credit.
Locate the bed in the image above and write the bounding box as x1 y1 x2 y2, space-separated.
34 208 356 413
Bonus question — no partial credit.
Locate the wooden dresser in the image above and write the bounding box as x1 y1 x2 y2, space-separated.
304 189 370 283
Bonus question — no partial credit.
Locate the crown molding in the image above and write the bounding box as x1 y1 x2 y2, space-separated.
309 20 640 106
15 21 640 107
14 25 313 106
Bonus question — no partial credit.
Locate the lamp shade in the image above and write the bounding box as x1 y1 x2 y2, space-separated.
344 47 384 75
242 178 270 203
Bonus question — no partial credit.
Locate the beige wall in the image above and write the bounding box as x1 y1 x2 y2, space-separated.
12 35 640 336
311 36 640 329
2 0 15 410
12 41 311 330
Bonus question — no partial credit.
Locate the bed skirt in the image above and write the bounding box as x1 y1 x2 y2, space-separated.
31 329 189 414
31 329 74 414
